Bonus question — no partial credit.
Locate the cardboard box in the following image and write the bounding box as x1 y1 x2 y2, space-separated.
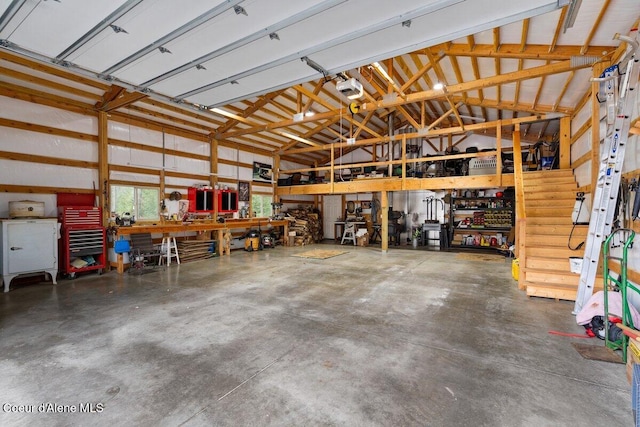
627 340 640 384
357 233 369 247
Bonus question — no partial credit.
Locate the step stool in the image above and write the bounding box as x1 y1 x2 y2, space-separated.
160 236 180 266
341 223 356 246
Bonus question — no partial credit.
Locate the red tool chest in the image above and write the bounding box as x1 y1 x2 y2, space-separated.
58 206 107 278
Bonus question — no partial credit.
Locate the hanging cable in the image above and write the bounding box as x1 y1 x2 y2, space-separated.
568 195 585 250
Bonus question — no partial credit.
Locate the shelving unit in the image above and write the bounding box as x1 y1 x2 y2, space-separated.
448 191 514 251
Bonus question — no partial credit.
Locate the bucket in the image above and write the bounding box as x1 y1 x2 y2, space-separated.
569 257 583 274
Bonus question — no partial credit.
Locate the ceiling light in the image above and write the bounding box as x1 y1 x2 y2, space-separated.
234 5 247 16
433 82 444 90
305 111 315 117
109 25 128 34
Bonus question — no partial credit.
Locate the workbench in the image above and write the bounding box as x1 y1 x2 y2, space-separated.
112 218 289 273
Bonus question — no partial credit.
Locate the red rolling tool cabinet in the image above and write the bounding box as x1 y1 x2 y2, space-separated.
58 206 107 278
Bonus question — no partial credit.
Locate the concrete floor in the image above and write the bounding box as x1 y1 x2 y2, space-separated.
0 243 633 426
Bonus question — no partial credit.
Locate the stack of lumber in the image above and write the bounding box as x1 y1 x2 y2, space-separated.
177 239 216 263
285 207 323 246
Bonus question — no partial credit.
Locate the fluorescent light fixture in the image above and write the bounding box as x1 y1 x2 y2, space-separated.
279 131 315 146
454 115 485 122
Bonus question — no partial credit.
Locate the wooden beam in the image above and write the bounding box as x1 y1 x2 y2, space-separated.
0 150 97 169
559 116 571 169
381 191 388 252
0 50 109 90
0 117 98 142
98 90 148 112
98 112 109 225
549 6 568 53
0 65 101 101
440 43 610 61
361 60 588 112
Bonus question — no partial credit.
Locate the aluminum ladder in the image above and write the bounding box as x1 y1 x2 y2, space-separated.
573 30 640 314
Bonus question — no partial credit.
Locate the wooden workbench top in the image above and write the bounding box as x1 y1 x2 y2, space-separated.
115 218 289 235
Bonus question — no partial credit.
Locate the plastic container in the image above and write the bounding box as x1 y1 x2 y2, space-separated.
511 258 519 281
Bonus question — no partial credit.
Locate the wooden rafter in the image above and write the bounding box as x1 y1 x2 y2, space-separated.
531 60 551 110
553 71 574 111
216 90 285 134
493 27 502 120
425 49 452 125
549 6 568 53
362 59 588 112
514 59 523 106
520 19 530 53
581 0 612 55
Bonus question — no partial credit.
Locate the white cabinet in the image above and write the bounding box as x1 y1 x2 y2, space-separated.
0 218 59 292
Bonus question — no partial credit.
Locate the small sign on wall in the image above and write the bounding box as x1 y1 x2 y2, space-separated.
253 162 273 183
238 181 250 201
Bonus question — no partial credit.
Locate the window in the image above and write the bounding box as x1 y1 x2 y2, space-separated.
111 185 160 221
251 194 273 217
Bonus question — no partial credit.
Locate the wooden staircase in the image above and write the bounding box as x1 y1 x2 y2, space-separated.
520 169 595 301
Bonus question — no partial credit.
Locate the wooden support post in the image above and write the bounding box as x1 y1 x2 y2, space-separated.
401 134 407 190
381 191 389 253
210 135 219 216
496 123 502 186
512 124 526 289
274 154 281 206
98 112 109 226
330 146 335 193
559 116 571 169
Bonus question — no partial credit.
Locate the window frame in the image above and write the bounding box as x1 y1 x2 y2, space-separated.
110 184 161 222
251 193 273 218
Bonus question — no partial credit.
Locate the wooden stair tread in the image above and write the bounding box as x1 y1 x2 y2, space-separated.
523 170 575 177
525 217 574 225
